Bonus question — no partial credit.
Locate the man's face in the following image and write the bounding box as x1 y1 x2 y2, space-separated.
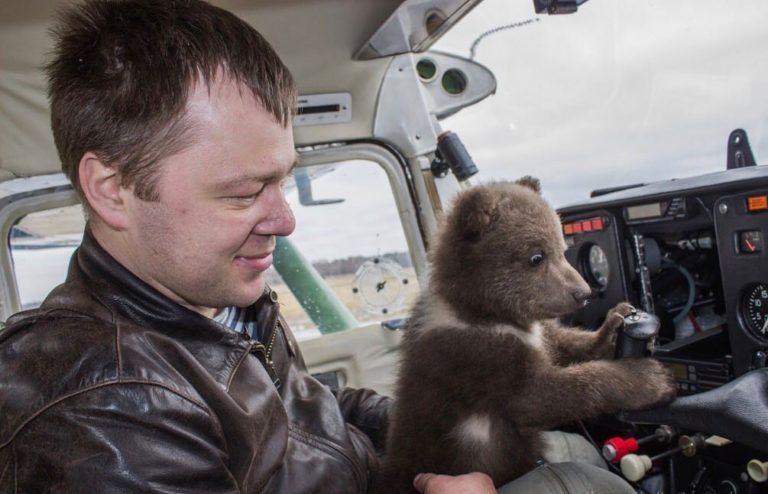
118 76 296 316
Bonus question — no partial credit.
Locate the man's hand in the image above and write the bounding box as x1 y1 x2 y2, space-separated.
413 472 496 493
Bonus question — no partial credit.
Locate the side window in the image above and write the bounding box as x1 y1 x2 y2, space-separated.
6 159 422 334
9 204 85 309
271 160 420 340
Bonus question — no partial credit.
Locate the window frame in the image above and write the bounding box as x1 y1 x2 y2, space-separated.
0 143 428 323
0 177 79 320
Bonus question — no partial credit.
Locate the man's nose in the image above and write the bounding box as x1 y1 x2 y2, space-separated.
257 188 296 236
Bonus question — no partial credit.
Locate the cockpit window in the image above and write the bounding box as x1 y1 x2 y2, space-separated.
7 160 420 339
270 160 420 340
436 0 768 206
10 205 84 309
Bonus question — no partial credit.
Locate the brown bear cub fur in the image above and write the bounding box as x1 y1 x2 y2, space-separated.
376 178 676 493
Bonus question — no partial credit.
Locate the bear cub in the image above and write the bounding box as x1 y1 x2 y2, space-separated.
377 178 676 492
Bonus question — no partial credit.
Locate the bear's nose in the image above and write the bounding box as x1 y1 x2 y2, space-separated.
572 288 593 306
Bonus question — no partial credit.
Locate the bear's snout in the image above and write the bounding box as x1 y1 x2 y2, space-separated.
571 287 593 307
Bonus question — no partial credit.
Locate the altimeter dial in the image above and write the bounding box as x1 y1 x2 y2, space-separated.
741 283 768 339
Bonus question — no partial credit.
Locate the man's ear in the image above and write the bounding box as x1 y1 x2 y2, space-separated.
78 152 130 230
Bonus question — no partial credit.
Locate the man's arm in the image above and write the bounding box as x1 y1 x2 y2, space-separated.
333 387 392 451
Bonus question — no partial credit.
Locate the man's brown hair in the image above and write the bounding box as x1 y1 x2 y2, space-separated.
45 0 297 201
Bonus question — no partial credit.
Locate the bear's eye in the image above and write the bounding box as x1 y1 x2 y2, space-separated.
528 251 545 266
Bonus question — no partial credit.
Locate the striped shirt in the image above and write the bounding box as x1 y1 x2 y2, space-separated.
214 305 259 340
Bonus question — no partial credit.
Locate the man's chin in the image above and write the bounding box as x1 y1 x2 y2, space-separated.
231 280 268 308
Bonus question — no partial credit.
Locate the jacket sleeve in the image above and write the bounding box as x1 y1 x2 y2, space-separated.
334 387 392 451
5 382 240 493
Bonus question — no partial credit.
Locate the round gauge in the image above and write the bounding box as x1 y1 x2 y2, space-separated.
738 230 763 254
352 258 409 315
580 243 610 290
741 282 768 339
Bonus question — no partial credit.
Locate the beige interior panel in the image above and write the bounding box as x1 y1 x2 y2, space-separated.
0 0 405 181
0 17 60 179
300 323 402 398
233 0 400 147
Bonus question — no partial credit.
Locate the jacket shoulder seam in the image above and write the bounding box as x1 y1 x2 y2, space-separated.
0 379 219 451
3 308 92 330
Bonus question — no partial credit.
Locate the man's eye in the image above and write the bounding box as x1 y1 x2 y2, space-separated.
528 252 545 266
234 194 258 201
226 189 263 204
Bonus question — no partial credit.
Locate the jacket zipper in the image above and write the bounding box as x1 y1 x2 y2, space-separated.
263 316 281 387
238 310 281 388
252 314 366 491
265 318 279 363
248 339 281 388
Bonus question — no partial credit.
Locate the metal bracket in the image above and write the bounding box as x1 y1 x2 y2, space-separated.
727 128 757 169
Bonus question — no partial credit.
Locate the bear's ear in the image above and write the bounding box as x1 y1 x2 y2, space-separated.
515 175 541 194
455 186 498 242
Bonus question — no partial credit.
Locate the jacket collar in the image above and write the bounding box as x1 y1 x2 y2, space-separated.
39 228 278 346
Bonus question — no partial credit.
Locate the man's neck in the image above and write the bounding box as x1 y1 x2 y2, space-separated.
88 221 219 318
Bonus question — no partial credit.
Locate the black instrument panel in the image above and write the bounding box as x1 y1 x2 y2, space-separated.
559 167 768 383
714 189 768 375
562 211 629 330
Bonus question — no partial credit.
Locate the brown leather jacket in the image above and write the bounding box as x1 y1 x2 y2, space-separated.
0 231 391 492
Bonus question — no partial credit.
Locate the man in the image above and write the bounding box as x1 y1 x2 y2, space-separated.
0 0 388 491
0 1 635 492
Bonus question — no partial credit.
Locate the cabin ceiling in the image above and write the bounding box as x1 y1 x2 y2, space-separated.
0 0 411 181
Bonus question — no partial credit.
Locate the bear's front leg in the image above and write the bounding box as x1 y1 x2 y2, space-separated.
591 302 636 360
544 302 635 365
510 357 678 430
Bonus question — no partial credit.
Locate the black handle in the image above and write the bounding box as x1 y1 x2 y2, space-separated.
615 309 660 359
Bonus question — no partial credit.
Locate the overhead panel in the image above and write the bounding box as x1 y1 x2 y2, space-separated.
355 0 483 60
373 50 496 158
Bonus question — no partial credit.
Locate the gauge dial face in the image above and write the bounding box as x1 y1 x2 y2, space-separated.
742 283 768 338
352 258 409 315
584 244 610 289
738 230 763 254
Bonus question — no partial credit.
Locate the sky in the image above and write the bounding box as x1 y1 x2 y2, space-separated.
284 0 768 262
10 0 768 274
433 0 768 207
284 162 413 264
